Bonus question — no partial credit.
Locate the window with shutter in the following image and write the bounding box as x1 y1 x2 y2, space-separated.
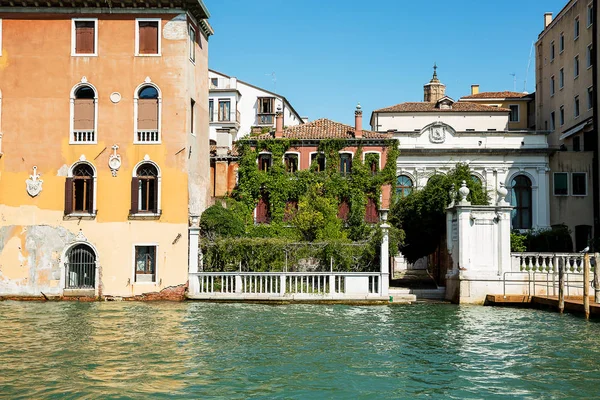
71 85 96 143
133 163 160 215
365 197 379 223
67 163 95 215
256 193 270 224
137 20 160 55
135 85 160 143
72 19 97 56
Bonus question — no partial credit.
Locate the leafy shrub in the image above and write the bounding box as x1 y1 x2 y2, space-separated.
199 202 246 239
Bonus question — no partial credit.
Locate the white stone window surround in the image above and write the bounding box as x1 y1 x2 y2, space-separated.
257 151 273 171
71 18 98 57
283 151 301 171
131 243 159 284
59 240 100 292
363 151 382 170
134 18 162 57
68 159 98 216
132 157 162 216
339 151 354 175
572 172 588 196
133 79 162 144
70 78 99 145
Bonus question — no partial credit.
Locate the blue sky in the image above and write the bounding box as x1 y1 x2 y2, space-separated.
204 0 567 127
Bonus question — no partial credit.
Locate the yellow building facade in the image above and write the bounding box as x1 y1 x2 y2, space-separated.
0 1 212 298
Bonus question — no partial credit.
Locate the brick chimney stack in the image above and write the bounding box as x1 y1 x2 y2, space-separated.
471 84 480 95
275 105 283 138
354 103 363 138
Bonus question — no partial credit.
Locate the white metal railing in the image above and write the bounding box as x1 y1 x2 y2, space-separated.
190 272 382 298
72 130 95 143
136 130 160 143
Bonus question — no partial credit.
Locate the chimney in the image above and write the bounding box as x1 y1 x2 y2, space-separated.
471 84 480 95
354 103 363 138
275 105 283 138
544 12 553 28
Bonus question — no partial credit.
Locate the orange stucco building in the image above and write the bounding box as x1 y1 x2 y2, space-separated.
0 0 212 298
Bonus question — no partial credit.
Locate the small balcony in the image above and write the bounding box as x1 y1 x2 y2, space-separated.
256 113 275 125
209 78 233 90
71 129 96 144
135 130 160 144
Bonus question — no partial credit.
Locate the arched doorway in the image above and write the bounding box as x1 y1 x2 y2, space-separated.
65 244 96 289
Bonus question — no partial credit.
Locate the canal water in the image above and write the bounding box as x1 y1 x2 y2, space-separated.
1 302 599 399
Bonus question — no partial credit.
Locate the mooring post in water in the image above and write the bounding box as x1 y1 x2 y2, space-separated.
558 258 565 314
594 253 600 304
583 253 590 319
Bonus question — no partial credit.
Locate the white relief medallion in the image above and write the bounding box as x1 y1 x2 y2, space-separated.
26 166 43 197
108 144 121 177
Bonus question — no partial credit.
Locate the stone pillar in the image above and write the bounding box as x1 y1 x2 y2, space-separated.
188 216 201 295
380 221 390 297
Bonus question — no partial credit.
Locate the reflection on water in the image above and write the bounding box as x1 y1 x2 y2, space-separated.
0 302 599 399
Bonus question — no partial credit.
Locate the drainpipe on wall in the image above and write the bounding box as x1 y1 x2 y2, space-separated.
593 0 599 247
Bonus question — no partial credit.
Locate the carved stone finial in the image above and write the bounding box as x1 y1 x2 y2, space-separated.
75 229 88 242
355 102 362 115
497 182 509 205
109 144 121 177
81 76 88 83
26 166 43 197
144 154 150 161
144 76 152 83
458 180 470 203
79 154 86 162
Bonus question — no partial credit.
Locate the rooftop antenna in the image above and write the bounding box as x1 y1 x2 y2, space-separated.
265 72 277 92
509 73 516 92
523 41 535 92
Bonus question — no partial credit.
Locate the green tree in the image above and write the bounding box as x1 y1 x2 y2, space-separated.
390 163 489 262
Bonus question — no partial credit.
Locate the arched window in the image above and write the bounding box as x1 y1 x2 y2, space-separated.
70 82 97 143
396 175 413 198
470 174 482 185
65 244 96 289
134 82 161 143
511 175 532 229
339 153 352 176
65 162 96 215
131 162 161 214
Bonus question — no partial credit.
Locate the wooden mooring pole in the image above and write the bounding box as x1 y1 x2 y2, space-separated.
558 258 565 314
595 253 600 304
583 253 590 319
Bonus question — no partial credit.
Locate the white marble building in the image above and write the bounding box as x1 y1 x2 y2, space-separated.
208 69 304 146
370 68 551 231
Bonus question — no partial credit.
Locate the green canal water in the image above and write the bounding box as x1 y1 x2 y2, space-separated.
0 302 599 399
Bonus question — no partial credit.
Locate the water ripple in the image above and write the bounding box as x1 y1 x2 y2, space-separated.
0 302 599 399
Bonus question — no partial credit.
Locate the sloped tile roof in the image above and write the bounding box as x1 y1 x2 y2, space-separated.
373 102 510 113
255 118 392 140
460 91 530 99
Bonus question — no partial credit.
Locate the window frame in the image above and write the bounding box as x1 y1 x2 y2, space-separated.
510 175 533 230
560 105 565 126
310 152 326 172
588 86 593 110
70 80 99 144
550 75 555 96
587 44 593 68
218 99 231 122
132 244 159 284
208 99 214 122
133 81 162 144
508 104 520 122
135 18 161 57
339 152 353 177
131 159 162 216
574 16 580 40
550 111 556 131
66 160 97 217
550 41 555 61
588 2 594 27
190 98 196 136
559 32 565 53
188 24 196 63
396 175 414 199
257 152 273 172
283 152 300 173
574 95 580 117
559 68 564 89
553 172 569 196
572 172 588 196
574 55 580 78
71 18 98 57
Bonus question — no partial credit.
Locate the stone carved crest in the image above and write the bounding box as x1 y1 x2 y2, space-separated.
422 122 455 144
26 166 43 197
108 144 121 177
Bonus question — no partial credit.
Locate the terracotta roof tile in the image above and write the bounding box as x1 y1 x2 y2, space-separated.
460 91 529 99
254 118 392 140
374 102 510 113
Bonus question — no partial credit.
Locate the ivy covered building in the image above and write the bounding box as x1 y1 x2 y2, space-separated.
210 106 398 228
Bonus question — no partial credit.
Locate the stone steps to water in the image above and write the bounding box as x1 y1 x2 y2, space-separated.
389 286 446 301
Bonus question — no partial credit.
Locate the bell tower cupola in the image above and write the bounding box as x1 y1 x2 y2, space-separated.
423 63 446 103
